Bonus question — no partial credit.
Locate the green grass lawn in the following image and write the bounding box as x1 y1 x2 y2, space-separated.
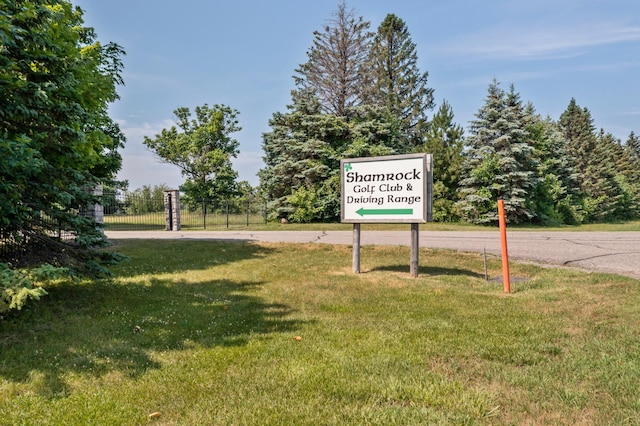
1 240 639 425
102 216 640 232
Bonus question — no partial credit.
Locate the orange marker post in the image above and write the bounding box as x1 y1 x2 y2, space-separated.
497 199 511 293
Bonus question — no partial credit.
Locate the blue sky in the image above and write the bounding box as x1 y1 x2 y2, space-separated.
74 0 640 190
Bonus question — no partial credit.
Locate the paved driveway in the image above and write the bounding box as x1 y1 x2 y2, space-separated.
105 230 640 279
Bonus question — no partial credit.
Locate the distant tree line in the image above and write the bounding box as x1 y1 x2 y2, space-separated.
457 82 640 224
258 1 640 224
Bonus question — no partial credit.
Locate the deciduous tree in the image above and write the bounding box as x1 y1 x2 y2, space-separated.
143 104 240 204
1 0 125 273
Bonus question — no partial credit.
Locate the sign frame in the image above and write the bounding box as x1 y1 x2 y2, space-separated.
340 153 433 224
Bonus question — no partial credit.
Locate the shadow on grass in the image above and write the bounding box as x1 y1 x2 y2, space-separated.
371 264 485 278
0 241 307 398
106 239 271 277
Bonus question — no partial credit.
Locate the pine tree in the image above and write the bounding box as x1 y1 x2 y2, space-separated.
418 101 464 221
258 92 343 221
558 99 631 221
597 130 640 219
259 96 401 222
457 80 539 224
583 131 625 220
625 131 640 158
261 3 417 222
558 98 597 175
623 131 640 215
527 116 581 224
293 1 372 117
363 14 434 149
621 131 640 217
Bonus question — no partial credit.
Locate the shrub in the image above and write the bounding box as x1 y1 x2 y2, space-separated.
0 263 70 316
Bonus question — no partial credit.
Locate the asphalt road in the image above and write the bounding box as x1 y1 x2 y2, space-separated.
105 230 640 280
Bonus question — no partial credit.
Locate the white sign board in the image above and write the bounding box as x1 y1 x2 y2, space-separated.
340 153 433 223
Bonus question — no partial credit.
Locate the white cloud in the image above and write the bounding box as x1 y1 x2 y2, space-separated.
117 153 183 190
114 119 181 189
439 21 640 61
117 119 175 151
232 151 264 186
233 150 263 167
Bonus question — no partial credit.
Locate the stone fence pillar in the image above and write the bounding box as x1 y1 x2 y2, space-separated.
163 190 181 231
82 184 104 224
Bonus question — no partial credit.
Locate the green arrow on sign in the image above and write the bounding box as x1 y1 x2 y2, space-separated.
356 207 413 216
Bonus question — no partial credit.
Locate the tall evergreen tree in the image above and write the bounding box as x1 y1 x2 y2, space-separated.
610 131 635 180
558 99 629 221
457 80 539 224
597 130 638 219
621 131 640 216
587 130 626 220
259 96 400 222
527 116 581 224
417 101 464 221
258 92 347 221
261 4 421 222
558 98 596 175
363 13 434 149
625 131 640 158
293 1 372 117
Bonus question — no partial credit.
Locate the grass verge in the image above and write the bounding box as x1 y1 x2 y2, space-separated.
102 218 640 232
1 240 639 425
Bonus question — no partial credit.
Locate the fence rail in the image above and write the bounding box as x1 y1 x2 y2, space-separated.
102 191 269 231
0 231 24 264
0 217 78 264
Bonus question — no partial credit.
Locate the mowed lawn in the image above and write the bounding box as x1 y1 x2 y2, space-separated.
1 240 639 425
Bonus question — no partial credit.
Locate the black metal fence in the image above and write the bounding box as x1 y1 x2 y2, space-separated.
0 230 24 264
102 190 269 231
1 191 270 261
0 213 76 263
